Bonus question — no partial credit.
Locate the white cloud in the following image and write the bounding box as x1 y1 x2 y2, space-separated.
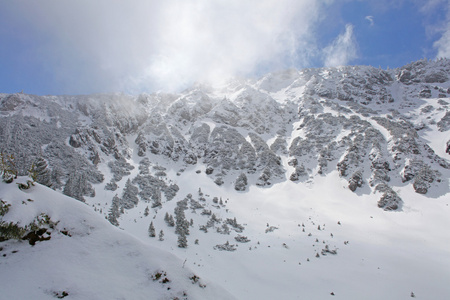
4 0 333 94
431 0 450 58
434 23 450 58
419 0 446 14
365 15 374 26
322 24 358 67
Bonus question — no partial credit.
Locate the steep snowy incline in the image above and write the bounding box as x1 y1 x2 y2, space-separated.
0 177 234 300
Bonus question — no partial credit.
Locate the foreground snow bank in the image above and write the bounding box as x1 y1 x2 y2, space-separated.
0 177 234 300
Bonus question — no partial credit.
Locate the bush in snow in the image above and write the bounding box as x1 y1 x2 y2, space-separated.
214 241 236 251
376 183 403 211
0 153 17 183
413 165 438 194
234 173 248 191
226 217 245 232
234 235 250 243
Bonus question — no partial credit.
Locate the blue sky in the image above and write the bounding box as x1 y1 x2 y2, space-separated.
0 0 449 95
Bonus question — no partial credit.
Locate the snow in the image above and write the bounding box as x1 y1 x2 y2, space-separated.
2 59 450 299
0 178 233 300
92 166 450 300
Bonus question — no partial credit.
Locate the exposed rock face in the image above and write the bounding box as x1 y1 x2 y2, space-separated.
376 183 402 211
0 58 449 211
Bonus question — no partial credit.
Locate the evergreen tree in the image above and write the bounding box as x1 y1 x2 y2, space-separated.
177 231 187 248
63 172 95 202
63 173 80 201
148 221 156 237
158 230 164 241
121 178 139 209
164 212 175 226
50 166 63 190
107 195 121 226
168 215 175 227
175 207 189 235
33 157 52 187
151 190 162 208
144 206 149 217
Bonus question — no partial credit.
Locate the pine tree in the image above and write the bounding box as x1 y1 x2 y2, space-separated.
63 172 95 202
33 157 52 187
50 166 63 189
177 231 187 248
148 221 156 237
144 206 149 217
168 215 175 227
158 230 164 241
107 195 121 226
151 190 162 208
164 212 175 226
121 178 139 209
175 207 189 235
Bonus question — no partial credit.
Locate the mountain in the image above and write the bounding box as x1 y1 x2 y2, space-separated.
1 58 449 299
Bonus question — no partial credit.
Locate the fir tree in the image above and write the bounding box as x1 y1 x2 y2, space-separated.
63 172 95 202
148 221 156 237
33 157 52 187
164 212 169 222
50 166 63 189
144 206 149 217
164 212 175 227
177 231 188 248
151 190 162 208
175 207 189 236
158 230 164 241
168 215 175 227
121 178 139 209
107 195 121 226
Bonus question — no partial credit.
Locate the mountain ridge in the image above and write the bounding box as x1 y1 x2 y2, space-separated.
1 59 448 210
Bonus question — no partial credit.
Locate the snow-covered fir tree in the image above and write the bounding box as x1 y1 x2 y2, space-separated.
32 157 52 187
164 212 175 227
63 172 95 202
177 231 187 248
148 221 156 237
121 178 139 210
107 195 121 226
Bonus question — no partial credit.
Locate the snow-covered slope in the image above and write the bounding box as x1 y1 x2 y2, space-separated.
1 58 450 299
0 178 233 300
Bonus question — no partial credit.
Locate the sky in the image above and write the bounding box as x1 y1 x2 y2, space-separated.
0 0 449 95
